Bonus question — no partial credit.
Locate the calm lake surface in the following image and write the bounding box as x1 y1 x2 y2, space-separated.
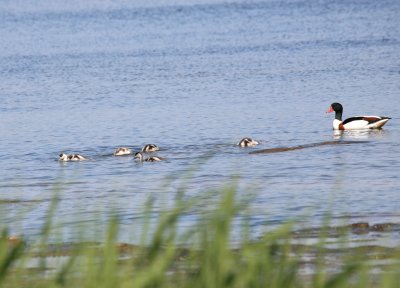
1 0 399 244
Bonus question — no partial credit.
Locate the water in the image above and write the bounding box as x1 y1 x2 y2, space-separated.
1 0 399 244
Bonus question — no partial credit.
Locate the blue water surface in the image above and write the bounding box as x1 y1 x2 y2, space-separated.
0 0 399 244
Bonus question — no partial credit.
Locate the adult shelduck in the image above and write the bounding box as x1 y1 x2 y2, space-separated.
237 138 259 147
141 144 159 152
114 147 132 156
59 153 87 161
327 103 390 130
134 152 164 162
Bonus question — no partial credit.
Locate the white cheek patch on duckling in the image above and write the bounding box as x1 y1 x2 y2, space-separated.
59 154 68 161
134 152 144 161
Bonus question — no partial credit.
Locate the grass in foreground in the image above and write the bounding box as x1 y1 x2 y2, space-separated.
1 186 399 288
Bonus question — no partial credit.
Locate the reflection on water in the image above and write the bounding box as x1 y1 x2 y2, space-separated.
0 0 399 243
332 129 389 140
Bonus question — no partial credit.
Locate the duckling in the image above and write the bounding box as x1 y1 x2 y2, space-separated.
237 138 259 147
59 153 87 161
141 144 160 152
113 147 132 156
134 152 164 162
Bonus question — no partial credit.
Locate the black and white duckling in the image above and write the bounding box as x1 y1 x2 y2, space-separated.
134 152 164 162
113 147 132 156
59 153 87 161
237 138 260 147
141 144 160 152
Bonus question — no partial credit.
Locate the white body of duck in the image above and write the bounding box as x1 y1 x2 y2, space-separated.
327 103 390 130
134 152 164 162
141 144 160 152
114 147 132 156
237 138 259 147
59 153 87 161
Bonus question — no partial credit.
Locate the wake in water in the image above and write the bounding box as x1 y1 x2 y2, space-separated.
249 141 368 155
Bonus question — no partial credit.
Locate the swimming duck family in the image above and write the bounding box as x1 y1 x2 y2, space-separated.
57 103 391 162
